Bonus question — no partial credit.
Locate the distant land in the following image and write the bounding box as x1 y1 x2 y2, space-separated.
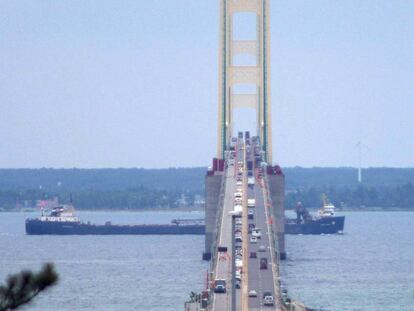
0 167 413 210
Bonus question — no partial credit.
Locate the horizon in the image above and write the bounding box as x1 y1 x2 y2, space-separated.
1 165 414 170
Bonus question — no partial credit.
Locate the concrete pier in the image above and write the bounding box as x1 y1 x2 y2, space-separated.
267 165 287 260
203 164 224 260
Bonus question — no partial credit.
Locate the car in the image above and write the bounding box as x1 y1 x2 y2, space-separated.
218 245 227 252
263 292 274 306
235 280 241 289
250 236 258 244
247 199 255 208
248 210 254 219
234 192 243 198
236 181 243 186
248 290 257 297
258 245 266 252
252 229 262 239
214 279 226 293
260 258 268 269
235 271 241 280
249 251 257 258
235 218 242 225
248 224 255 233
235 258 243 268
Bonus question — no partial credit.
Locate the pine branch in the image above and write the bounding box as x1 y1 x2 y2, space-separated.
0 263 58 311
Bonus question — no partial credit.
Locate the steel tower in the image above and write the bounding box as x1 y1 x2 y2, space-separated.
217 0 272 163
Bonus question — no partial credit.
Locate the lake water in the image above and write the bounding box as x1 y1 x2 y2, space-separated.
0 211 413 310
280 211 414 311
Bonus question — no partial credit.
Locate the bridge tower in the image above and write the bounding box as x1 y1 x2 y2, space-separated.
217 0 272 163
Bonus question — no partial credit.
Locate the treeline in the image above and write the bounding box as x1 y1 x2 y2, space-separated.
285 183 414 209
0 168 205 192
0 187 198 210
1 167 414 210
283 167 414 189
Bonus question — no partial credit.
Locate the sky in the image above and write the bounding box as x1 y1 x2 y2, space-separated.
0 0 413 168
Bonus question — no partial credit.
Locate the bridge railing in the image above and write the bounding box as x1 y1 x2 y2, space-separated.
207 165 228 306
262 172 284 309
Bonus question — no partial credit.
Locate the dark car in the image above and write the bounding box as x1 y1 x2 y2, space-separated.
235 280 241 289
249 251 257 258
260 258 268 269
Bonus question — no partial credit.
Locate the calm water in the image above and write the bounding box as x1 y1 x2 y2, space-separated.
0 211 208 311
0 211 413 310
280 211 414 311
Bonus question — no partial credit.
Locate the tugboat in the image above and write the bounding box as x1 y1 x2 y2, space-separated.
285 195 345 235
25 203 205 235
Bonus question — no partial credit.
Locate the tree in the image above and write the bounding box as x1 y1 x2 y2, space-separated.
0 263 58 311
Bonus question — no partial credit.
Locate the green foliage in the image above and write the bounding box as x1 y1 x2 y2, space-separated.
0 263 58 311
286 182 414 209
1 167 414 210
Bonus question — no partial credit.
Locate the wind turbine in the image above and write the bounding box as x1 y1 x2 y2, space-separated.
355 141 369 183
355 141 362 183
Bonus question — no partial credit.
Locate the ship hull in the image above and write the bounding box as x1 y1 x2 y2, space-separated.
25 219 205 235
285 216 345 235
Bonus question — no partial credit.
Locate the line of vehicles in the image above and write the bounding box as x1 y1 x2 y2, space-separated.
213 133 275 307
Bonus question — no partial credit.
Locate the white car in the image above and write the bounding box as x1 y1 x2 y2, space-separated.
235 258 243 268
236 181 243 186
247 199 255 207
234 192 243 198
250 236 258 244
263 294 274 306
252 229 261 238
248 290 257 297
235 270 241 280
234 198 242 204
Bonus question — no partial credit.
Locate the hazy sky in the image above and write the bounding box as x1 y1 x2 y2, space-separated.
1 1 413 168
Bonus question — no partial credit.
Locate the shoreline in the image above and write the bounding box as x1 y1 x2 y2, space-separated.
286 207 414 212
0 207 205 213
2 207 414 213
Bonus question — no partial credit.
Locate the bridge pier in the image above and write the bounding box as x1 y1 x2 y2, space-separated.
203 159 224 260
267 165 287 260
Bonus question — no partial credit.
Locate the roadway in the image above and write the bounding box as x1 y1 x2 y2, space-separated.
211 147 238 311
246 139 281 311
211 135 283 311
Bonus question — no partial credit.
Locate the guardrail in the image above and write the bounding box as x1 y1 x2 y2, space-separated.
262 171 285 310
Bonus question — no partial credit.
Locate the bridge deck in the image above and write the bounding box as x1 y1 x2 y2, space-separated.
211 136 285 311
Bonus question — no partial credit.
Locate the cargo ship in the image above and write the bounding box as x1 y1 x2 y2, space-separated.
285 195 345 235
25 205 205 235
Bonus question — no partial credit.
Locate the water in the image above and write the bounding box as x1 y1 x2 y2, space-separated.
280 211 414 310
1 211 413 310
0 211 208 311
